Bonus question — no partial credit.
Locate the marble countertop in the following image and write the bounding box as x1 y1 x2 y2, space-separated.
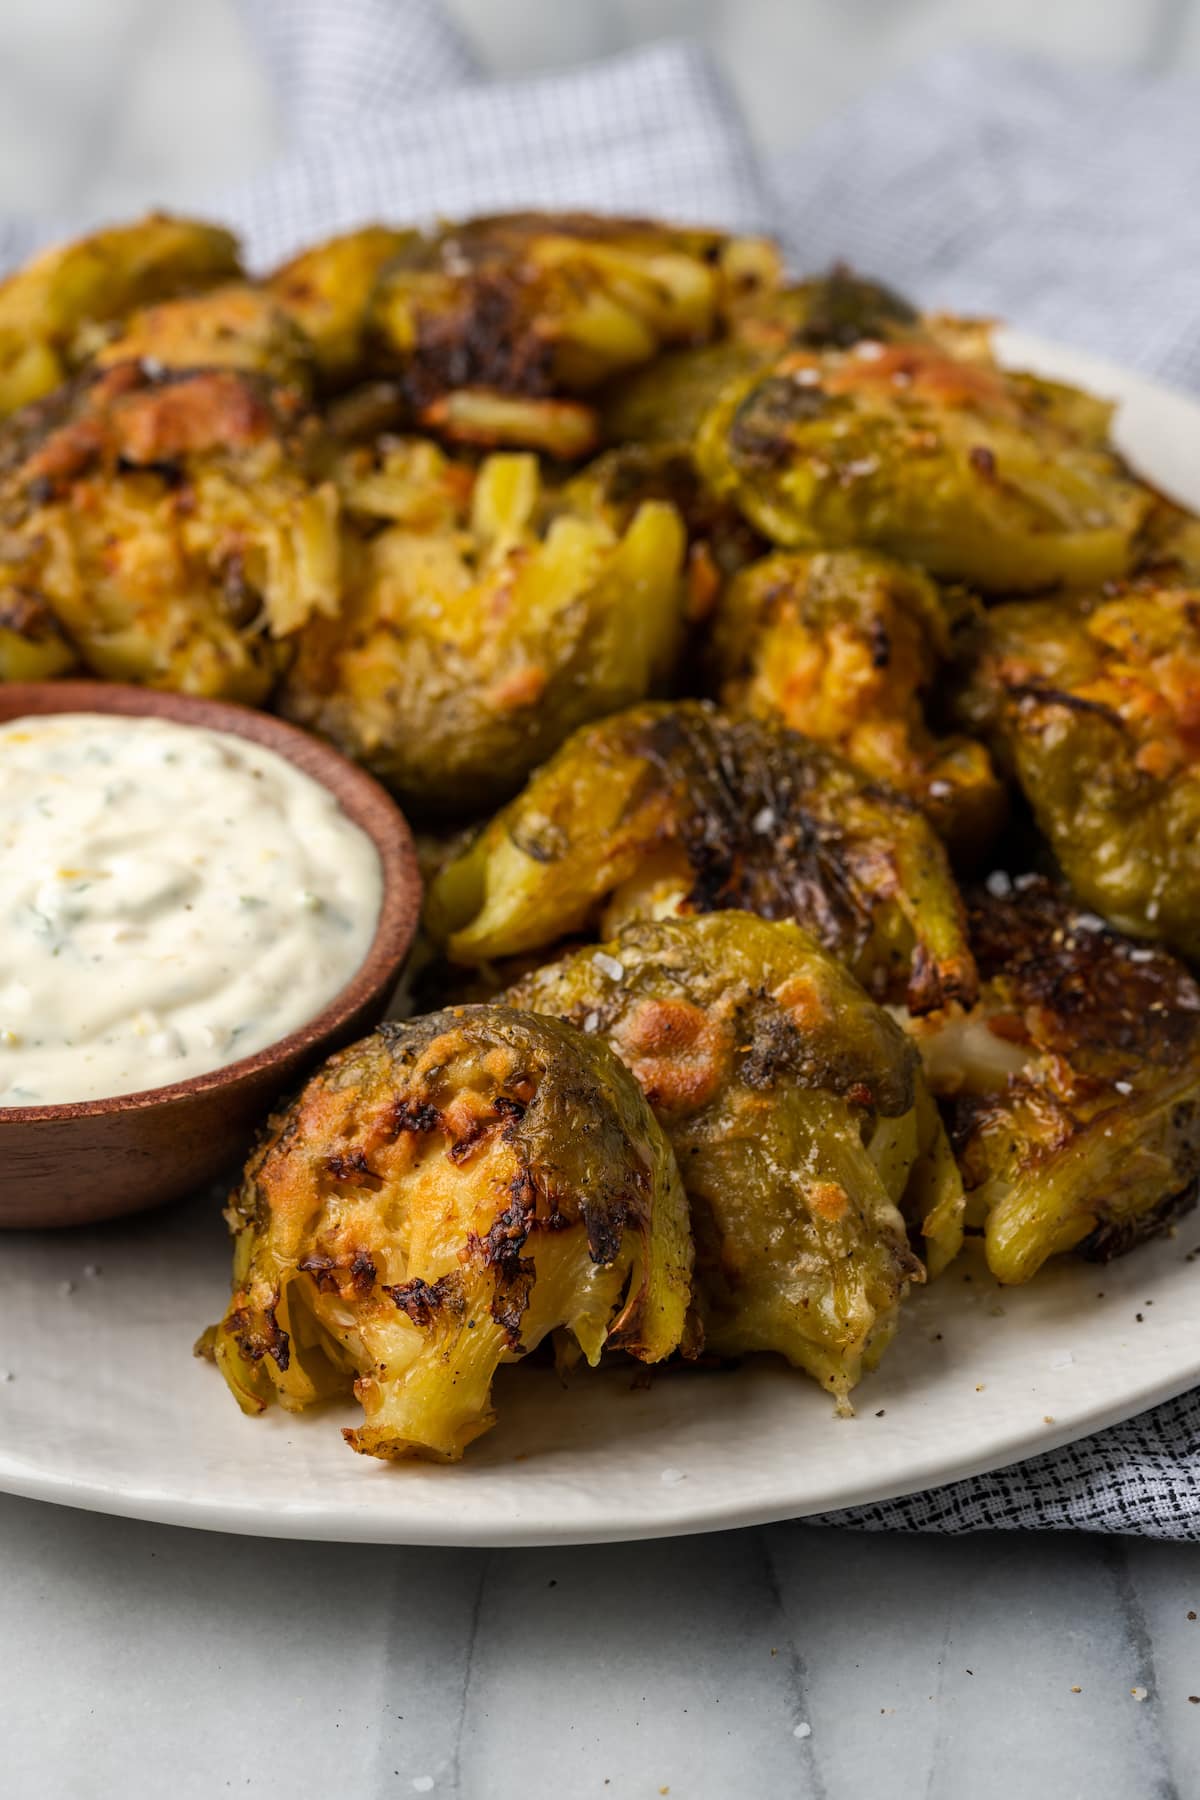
4 4 1200 1795
6 1493 1199 1797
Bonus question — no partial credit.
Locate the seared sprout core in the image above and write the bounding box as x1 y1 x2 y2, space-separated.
426 699 977 1016
507 913 963 1403
204 1006 693 1461
905 878 1200 1284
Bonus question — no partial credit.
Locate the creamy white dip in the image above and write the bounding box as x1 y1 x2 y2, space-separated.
0 712 383 1106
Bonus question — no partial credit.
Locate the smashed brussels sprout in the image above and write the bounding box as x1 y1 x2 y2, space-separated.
0 362 340 701
204 1007 693 1461
370 211 781 455
905 878 1200 1284
954 580 1200 958
0 213 241 417
426 700 977 1015
507 913 962 1400
280 445 687 814
696 338 1151 592
711 547 1005 856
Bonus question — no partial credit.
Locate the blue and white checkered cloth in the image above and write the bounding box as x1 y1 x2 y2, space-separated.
6 0 1200 1534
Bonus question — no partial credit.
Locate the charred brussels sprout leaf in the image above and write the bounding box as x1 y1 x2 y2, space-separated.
281 445 687 815
711 547 1005 857
696 338 1151 592
0 362 340 701
954 581 1200 958
0 213 242 417
905 878 1200 1284
426 700 977 1015
507 913 963 1401
204 1006 693 1462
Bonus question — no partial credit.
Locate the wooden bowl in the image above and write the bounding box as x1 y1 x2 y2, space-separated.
0 682 423 1229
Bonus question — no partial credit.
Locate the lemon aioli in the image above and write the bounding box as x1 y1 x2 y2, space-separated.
0 712 383 1106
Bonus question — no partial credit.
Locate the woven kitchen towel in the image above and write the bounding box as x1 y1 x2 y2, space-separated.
769 46 1200 395
5 0 1200 1533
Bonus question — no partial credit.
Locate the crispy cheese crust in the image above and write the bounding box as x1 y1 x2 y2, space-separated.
205 1006 692 1461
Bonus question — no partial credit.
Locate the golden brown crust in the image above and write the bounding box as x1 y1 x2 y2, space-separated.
208 1007 692 1460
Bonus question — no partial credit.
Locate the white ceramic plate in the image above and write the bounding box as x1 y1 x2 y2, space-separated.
2 330 1199 1546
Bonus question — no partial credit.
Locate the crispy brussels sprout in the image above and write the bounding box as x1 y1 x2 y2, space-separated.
954 581 1200 958
281 446 687 814
370 212 780 455
0 213 241 417
905 878 1200 1284
263 226 418 385
204 1006 693 1461
696 338 1151 591
88 284 314 390
600 266 930 449
0 361 340 701
426 700 977 1015
711 548 1005 855
507 913 963 1399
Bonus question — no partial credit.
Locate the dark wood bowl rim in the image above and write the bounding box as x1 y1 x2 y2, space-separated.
0 681 422 1123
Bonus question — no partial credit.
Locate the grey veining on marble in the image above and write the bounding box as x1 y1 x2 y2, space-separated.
4 1490 1199 1799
